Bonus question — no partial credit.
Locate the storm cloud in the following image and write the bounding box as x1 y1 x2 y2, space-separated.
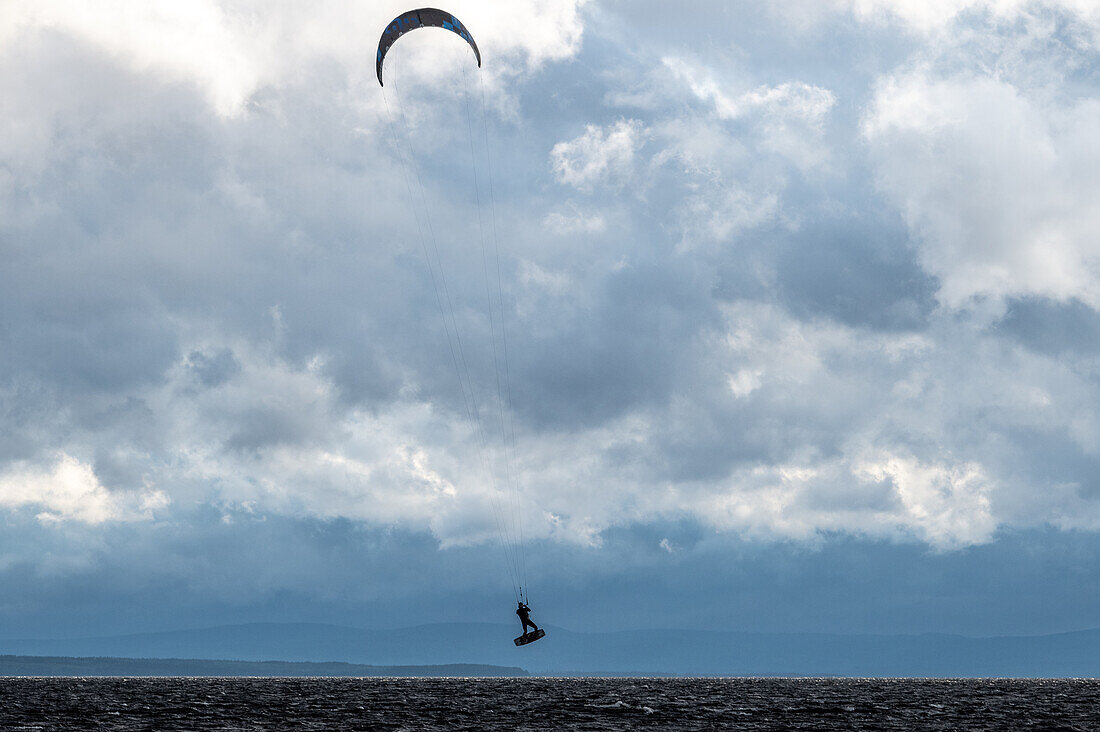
1 0 1099 635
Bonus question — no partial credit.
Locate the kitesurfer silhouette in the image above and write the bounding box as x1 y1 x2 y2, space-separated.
516 601 538 635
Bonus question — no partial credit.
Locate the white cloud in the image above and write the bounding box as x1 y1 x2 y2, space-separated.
550 119 646 190
458 0 588 70
844 0 1100 34
0 455 165 524
664 57 835 128
692 300 1100 546
691 452 995 550
5 0 264 116
519 260 573 296
864 68 1100 308
2 0 588 116
542 204 607 235
676 184 780 247
770 0 1100 36
855 455 995 548
661 57 836 172
727 369 763 398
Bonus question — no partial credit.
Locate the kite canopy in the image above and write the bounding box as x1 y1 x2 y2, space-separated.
376 8 481 86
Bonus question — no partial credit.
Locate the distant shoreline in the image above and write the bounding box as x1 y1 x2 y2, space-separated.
0 654 528 678
4 622 1099 676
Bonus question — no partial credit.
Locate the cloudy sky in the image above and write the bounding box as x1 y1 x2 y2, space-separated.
2 0 1099 639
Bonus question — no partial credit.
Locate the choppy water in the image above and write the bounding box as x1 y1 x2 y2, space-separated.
0 677 1097 730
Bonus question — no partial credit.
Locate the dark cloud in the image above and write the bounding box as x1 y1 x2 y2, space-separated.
998 426 1100 499
996 297 1100 356
1 514 1098 638
771 210 937 331
515 256 717 428
187 349 241 388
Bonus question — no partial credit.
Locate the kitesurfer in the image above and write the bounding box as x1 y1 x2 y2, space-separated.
516 601 538 636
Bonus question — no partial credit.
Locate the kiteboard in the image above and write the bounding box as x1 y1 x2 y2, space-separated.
513 629 545 646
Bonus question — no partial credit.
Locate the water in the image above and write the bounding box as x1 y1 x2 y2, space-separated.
0 677 1097 730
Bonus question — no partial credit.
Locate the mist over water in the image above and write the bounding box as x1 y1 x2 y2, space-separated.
0 677 1096 730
